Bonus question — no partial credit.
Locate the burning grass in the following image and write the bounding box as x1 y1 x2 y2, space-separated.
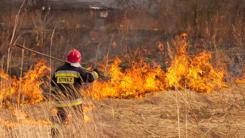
89 58 165 99
0 60 50 106
166 46 226 92
89 45 226 99
0 44 228 104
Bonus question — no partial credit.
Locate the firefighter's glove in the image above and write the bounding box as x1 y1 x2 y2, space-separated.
91 70 99 80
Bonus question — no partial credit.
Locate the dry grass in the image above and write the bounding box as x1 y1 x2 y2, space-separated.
0 1 245 138
0 84 244 138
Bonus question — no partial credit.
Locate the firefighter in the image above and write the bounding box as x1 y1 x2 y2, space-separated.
51 49 99 97
50 49 99 136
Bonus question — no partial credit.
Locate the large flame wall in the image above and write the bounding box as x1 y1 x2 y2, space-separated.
89 45 226 99
0 45 233 105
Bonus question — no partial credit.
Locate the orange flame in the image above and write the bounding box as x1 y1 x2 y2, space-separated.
166 46 226 92
0 41 228 104
89 45 226 98
89 58 165 99
0 60 50 106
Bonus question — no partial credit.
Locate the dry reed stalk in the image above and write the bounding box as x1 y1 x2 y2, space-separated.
49 27 56 97
103 34 114 74
184 89 190 138
167 41 174 61
0 56 4 107
18 42 25 107
174 87 181 138
7 0 26 74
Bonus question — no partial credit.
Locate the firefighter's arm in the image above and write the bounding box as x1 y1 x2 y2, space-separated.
80 69 99 83
85 71 98 82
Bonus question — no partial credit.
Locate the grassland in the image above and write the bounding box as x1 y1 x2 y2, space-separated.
0 85 244 137
0 1 245 138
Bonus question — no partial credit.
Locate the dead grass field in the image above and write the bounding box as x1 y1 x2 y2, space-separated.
0 1 245 138
0 84 244 138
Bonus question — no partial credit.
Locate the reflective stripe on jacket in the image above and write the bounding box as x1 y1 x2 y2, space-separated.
51 62 98 96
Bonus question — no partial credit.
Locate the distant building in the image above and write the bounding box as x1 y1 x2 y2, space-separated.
4 0 164 32
25 0 120 30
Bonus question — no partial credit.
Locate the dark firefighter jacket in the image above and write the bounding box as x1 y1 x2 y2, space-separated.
51 62 98 99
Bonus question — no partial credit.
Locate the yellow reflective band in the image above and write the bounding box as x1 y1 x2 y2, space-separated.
55 70 80 78
55 73 79 78
57 77 74 84
56 98 83 108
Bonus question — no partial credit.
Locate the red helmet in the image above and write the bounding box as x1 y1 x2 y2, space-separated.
67 49 81 63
